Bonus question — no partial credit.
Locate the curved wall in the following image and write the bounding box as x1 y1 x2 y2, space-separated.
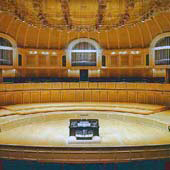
0 82 169 106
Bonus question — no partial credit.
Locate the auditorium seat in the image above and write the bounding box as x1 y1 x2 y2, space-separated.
2 77 165 83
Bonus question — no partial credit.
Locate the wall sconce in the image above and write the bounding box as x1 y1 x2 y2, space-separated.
119 51 127 54
51 52 57 56
41 52 49 55
131 51 140 54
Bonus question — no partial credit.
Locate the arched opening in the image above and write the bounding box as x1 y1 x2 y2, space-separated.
0 33 17 66
71 42 96 66
150 32 170 66
0 37 13 65
154 37 170 65
150 33 170 82
66 38 102 67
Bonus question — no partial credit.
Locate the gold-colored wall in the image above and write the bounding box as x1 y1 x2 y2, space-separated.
0 46 168 79
0 83 169 106
0 47 156 79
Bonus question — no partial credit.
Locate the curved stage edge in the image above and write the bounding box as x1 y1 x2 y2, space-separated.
0 102 170 163
0 144 170 163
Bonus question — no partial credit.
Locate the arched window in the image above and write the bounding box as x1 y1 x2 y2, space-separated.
0 37 13 65
66 38 102 67
71 42 96 66
152 35 170 65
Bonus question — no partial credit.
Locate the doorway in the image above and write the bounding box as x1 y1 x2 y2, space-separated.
166 69 170 83
80 70 88 81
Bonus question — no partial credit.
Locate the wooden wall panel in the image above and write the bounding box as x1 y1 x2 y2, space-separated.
68 70 80 78
51 83 62 89
23 92 31 104
25 70 37 77
62 83 70 89
5 92 14 105
79 82 88 88
115 83 127 89
0 83 169 106
128 91 137 103
0 92 6 106
38 56 47 66
51 90 61 102
69 83 80 89
108 91 118 102
49 70 59 77
41 91 51 103
126 83 136 89
120 56 129 66
99 90 108 102
13 92 23 104
162 92 170 106
132 56 142 66
91 90 100 102
26 55 36 66
98 82 106 89
40 83 52 90
5 84 15 91
61 90 75 102
154 92 163 105
83 90 91 102
118 91 128 102
37 70 49 77
75 90 84 102
30 91 41 103
145 92 155 104
89 83 98 88
49 56 58 66
137 91 146 104
110 56 119 66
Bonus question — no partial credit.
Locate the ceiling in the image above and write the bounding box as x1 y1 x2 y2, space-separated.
0 0 170 49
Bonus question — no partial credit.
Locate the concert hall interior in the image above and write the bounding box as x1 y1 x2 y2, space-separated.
0 0 170 170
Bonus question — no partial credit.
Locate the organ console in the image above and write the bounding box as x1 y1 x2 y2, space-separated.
69 119 99 140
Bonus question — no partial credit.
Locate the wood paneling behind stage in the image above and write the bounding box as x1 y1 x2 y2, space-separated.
0 83 169 106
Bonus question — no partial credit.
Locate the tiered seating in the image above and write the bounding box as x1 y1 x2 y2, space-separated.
3 77 165 83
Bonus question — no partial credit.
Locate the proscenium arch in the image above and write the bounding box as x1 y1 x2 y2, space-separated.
0 33 18 66
150 32 170 66
66 38 103 68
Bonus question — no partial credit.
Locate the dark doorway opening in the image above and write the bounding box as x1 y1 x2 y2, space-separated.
167 69 170 83
80 70 88 81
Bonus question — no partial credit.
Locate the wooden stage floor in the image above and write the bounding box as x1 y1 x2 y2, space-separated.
0 103 169 147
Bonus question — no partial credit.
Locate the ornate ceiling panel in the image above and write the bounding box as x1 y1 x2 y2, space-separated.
0 0 170 49
0 0 170 31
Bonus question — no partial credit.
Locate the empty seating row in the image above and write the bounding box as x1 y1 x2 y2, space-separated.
3 77 165 83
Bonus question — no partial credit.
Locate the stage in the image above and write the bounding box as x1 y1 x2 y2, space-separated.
0 102 170 163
